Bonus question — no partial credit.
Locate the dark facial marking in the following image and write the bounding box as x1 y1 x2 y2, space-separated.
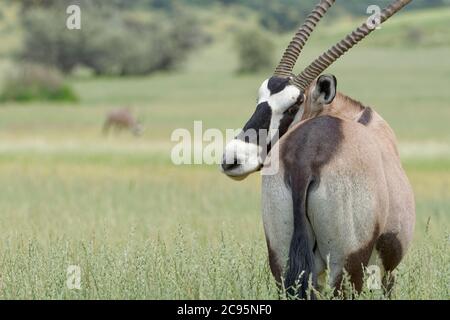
358 107 373 126
239 102 272 145
267 76 290 95
277 107 298 139
280 116 345 299
242 102 271 133
273 93 304 145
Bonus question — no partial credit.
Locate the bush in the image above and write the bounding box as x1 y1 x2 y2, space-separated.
0 64 78 102
20 4 205 76
234 29 275 74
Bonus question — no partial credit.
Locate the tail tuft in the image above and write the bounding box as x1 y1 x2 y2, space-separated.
284 178 316 299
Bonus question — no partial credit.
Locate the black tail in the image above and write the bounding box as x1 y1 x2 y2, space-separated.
284 177 316 299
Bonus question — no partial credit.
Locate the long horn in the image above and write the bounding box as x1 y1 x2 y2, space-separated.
274 0 336 78
292 0 412 89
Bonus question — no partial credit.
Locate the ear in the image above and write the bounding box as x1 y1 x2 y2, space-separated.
312 74 337 105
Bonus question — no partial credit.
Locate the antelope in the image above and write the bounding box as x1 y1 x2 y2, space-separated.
221 0 415 298
103 107 143 136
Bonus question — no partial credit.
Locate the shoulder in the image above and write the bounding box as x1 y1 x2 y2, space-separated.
279 116 345 168
279 115 374 167
281 116 345 153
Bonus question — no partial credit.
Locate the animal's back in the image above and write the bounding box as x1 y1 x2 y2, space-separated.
262 116 392 292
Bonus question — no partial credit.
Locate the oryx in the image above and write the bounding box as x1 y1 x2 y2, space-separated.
103 107 144 136
221 0 415 298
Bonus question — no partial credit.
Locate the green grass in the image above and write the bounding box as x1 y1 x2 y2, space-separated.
0 7 449 299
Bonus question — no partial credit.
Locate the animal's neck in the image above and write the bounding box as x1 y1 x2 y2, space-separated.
319 92 367 121
290 91 401 158
290 92 366 128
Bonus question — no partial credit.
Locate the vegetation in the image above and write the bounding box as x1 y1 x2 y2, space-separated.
234 29 274 74
0 3 447 299
0 63 77 102
19 2 205 75
102 0 450 32
0 39 448 298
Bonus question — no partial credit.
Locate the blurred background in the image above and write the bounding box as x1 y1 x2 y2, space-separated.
0 0 448 299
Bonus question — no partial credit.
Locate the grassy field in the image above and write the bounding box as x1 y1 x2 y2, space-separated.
0 7 449 299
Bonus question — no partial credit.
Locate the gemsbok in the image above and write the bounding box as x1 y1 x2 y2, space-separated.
221 0 415 298
103 107 143 137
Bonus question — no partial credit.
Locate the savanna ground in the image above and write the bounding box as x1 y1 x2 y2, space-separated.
0 7 448 299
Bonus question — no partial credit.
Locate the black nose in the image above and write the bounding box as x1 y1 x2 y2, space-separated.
221 157 239 171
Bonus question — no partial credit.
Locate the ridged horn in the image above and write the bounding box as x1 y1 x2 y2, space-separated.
274 0 336 78
292 0 412 89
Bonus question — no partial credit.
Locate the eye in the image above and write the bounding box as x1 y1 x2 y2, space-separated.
286 105 298 116
296 94 305 105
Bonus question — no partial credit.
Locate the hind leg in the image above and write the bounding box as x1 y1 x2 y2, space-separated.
316 243 381 297
382 272 396 298
375 232 404 297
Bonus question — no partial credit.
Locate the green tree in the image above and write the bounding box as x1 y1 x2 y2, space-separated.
20 4 205 76
234 29 275 74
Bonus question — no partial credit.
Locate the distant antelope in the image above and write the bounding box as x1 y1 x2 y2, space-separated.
221 0 415 298
103 108 143 136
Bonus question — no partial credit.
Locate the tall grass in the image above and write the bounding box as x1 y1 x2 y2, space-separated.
0 8 448 299
0 147 447 299
0 228 447 299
